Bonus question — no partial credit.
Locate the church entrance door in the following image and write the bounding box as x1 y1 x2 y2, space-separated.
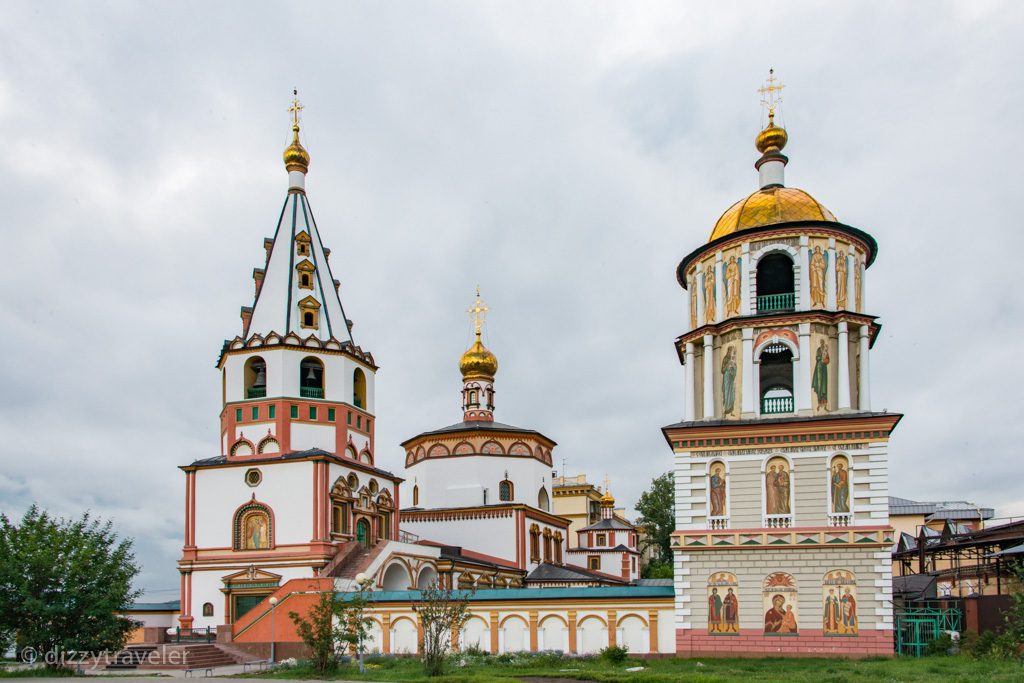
356 519 370 549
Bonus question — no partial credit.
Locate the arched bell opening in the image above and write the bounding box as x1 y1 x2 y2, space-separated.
300 357 324 399
353 368 367 409
244 356 267 399
759 343 794 414
756 253 796 313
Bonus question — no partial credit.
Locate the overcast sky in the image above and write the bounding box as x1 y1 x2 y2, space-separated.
1 1 1022 598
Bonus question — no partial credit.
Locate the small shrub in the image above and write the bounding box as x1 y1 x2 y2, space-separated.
924 632 954 656
599 645 629 664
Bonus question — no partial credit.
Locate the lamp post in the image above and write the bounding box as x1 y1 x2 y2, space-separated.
354 573 370 674
268 596 279 664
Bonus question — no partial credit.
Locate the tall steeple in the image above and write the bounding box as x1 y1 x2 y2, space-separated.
242 92 354 344
458 288 498 422
755 68 789 189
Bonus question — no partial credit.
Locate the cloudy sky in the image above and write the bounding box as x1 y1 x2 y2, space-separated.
1 1 1021 597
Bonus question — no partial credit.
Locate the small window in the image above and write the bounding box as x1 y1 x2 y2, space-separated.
596 533 606 546
269 405 276 419
290 405 298 419
357 415 362 429
300 273 311 288
235 408 243 422
202 602 213 617
244 468 262 487
303 312 314 326
328 408 335 422
297 242 310 256
413 485 419 506
251 406 259 420
498 480 513 502
309 406 317 420
347 412 352 425
588 556 600 570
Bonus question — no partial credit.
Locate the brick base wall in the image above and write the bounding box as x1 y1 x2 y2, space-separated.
676 628 893 657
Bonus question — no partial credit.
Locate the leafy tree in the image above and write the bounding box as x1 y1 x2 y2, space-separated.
634 471 675 570
0 505 141 666
414 582 471 676
289 583 371 675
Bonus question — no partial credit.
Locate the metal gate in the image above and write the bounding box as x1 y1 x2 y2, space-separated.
894 600 963 656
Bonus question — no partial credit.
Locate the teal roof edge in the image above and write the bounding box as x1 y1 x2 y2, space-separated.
335 586 673 602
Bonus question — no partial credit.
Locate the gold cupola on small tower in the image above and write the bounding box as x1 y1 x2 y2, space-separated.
283 90 310 176
459 288 498 380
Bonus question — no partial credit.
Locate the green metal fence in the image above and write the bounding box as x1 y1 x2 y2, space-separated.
894 600 963 657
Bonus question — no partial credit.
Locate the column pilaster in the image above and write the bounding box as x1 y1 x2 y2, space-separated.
837 320 851 410
798 236 810 310
684 342 696 421
714 254 725 322
740 242 751 316
796 323 812 412
702 335 714 419
741 329 755 416
859 325 871 411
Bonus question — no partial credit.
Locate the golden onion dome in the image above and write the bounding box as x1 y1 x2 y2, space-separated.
600 488 615 506
755 123 788 154
459 338 498 379
708 186 837 242
283 124 310 174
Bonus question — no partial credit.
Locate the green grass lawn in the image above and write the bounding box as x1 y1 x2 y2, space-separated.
238 652 1024 683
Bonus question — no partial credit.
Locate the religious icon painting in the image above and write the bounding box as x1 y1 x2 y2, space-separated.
822 570 858 635
764 457 792 516
707 572 740 635
829 455 851 515
762 572 798 635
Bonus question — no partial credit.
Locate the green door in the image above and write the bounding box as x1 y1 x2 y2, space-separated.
356 519 370 548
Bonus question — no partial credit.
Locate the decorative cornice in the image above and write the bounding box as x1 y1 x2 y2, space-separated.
662 412 902 450
672 525 894 551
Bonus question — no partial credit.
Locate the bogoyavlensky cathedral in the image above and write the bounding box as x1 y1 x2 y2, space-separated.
166 73 899 658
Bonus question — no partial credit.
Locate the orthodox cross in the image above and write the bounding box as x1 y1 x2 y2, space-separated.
758 68 784 122
289 89 304 127
467 286 489 338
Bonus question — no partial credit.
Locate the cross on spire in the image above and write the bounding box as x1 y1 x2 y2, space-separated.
758 68 785 123
467 286 489 339
289 89 304 128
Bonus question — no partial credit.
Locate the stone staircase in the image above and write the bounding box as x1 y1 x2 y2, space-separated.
94 644 250 670
331 542 388 589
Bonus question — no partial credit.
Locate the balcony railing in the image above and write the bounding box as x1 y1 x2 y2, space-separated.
757 292 796 313
761 395 794 414
763 515 792 529
828 513 853 527
709 517 730 530
399 529 420 544
246 387 266 399
300 386 324 399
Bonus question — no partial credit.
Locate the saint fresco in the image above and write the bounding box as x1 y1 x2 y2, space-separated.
721 346 737 416
242 511 269 550
709 463 727 517
703 264 716 324
831 457 850 514
822 570 858 635
764 457 791 515
725 255 741 317
810 245 827 308
708 572 739 634
836 250 848 309
763 572 798 635
812 338 830 410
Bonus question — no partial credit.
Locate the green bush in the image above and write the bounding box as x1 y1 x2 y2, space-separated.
924 632 954 656
599 645 629 664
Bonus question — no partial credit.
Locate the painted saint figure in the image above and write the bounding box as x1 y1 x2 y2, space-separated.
725 255 741 316
836 249 848 309
723 588 739 632
690 271 698 329
703 264 716 324
708 587 723 632
709 466 727 517
721 346 737 416
831 461 850 514
764 594 785 632
765 464 779 514
842 588 858 631
812 338 830 410
854 257 863 311
781 603 798 633
810 245 827 308
823 588 841 632
776 464 791 514
245 514 267 549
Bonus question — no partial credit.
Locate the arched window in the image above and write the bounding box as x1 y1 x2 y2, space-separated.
537 487 550 511
756 253 796 312
543 528 552 562
498 480 514 502
529 524 540 562
244 356 266 399
759 343 794 414
300 357 324 399
353 368 366 409
553 532 563 564
412 485 420 506
233 502 273 550
202 602 214 617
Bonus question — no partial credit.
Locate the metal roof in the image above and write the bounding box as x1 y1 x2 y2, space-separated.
525 563 626 584
889 496 994 519
125 600 180 612
336 586 672 602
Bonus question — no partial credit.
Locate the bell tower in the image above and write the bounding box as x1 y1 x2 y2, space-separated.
216 91 378 466
664 71 900 657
